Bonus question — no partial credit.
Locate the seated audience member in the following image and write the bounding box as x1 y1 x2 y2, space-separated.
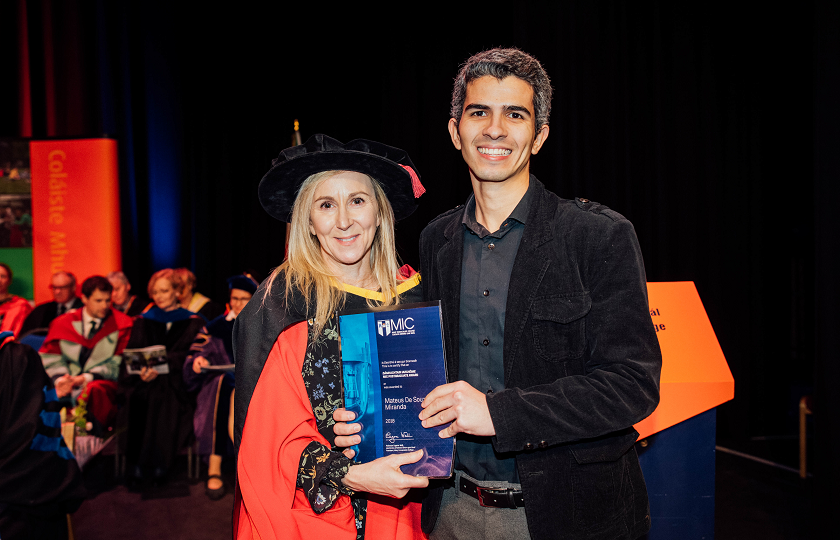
173 268 224 322
107 271 148 317
118 268 205 483
20 271 82 336
0 262 33 337
184 273 258 500
39 275 133 434
0 333 86 540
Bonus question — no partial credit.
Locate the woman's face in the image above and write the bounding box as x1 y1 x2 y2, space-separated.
177 282 193 305
229 288 252 316
0 267 9 294
309 172 381 279
151 278 179 311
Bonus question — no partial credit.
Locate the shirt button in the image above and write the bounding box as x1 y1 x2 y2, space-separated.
483 290 489 297
488 243 495 250
538 440 548 449
482 339 490 346
524 442 533 450
579 198 590 203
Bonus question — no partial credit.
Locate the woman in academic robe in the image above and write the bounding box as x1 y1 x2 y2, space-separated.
234 134 429 540
174 268 225 322
0 262 32 338
118 268 205 483
183 273 259 500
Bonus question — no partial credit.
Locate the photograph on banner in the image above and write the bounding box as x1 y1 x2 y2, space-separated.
0 140 33 249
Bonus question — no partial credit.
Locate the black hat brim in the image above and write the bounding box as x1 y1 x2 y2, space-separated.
258 135 420 223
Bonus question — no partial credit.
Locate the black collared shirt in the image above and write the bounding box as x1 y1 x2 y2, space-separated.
456 177 534 482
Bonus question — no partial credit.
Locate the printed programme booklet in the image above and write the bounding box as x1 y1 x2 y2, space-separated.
124 345 169 375
338 301 454 478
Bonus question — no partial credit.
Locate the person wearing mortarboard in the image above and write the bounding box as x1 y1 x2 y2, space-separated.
183 273 259 499
233 134 429 540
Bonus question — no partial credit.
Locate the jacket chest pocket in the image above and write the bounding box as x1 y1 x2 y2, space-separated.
530 293 591 362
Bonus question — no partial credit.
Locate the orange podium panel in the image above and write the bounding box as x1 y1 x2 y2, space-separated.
634 281 734 439
29 139 121 305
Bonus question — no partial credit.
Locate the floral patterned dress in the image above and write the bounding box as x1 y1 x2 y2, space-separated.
297 314 366 537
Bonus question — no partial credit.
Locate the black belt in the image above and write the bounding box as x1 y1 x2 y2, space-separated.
459 475 525 509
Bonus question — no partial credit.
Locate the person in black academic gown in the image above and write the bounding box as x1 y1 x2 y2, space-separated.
0 334 85 540
183 273 259 500
117 268 205 484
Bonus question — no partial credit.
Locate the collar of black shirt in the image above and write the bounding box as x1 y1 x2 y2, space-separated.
461 175 534 238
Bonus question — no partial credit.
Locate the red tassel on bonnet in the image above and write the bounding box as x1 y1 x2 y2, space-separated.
400 165 426 198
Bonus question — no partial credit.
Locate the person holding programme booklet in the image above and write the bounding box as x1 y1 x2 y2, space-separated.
118 268 206 485
233 134 430 540
184 273 260 500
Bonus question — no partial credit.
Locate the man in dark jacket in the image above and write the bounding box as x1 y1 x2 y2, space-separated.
20 271 82 336
415 48 662 540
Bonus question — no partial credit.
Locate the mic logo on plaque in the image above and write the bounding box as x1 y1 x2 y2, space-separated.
377 317 416 337
377 320 391 336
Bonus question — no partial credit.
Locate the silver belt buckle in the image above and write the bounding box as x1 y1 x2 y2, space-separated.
475 485 516 508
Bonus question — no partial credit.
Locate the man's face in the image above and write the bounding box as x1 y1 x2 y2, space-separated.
109 278 131 306
51 274 75 304
229 288 253 316
448 76 549 187
82 289 112 320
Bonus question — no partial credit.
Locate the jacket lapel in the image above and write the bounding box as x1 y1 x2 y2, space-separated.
437 215 464 382
503 179 555 381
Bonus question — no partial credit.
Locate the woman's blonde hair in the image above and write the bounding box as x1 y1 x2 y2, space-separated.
147 268 183 297
264 170 403 334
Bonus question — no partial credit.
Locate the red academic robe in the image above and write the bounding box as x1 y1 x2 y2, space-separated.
40 308 133 360
40 308 133 427
0 296 33 338
235 321 426 540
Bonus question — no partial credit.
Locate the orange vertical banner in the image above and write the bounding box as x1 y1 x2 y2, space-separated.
29 139 121 305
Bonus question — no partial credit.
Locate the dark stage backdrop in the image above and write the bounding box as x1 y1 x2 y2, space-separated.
2 0 833 484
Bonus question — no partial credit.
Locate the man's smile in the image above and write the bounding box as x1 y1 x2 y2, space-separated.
477 147 512 156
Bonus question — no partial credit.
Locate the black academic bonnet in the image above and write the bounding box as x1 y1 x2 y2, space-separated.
258 134 425 223
227 274 259 295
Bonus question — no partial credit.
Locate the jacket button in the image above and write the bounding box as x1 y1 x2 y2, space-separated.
488 243 495 250
524 442 533 450
538 440 547 449
483 290 489 297
482 339 490 346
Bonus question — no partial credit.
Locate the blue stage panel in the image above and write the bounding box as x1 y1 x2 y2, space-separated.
638 408 717 540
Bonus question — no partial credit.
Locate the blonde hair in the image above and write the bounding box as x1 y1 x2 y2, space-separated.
264 170 403 334
172 268 196 292
147 268 183 297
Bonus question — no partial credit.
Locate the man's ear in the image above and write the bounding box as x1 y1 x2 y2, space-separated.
531 124 550 155
448 118 462 150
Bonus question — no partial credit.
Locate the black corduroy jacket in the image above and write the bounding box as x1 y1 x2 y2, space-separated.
418 177 662 540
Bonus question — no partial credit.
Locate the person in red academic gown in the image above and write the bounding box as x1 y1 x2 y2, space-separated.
233 135 429 540
0 262 32 338
39 275 133 434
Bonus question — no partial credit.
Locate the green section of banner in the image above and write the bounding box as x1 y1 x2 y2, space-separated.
0 248 34 300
